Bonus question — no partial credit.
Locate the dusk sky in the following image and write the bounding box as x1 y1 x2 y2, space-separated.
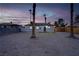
0 3 79 25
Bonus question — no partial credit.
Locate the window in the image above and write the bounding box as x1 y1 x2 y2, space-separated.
46 26 50 28
30 26 32 29
36 27 39 29
1 26 4 28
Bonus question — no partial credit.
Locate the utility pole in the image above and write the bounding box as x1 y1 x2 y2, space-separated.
31 3 36 38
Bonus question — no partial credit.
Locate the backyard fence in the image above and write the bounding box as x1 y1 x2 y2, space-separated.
55 27 79 34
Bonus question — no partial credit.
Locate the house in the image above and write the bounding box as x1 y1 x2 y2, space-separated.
24 23 54 32
0 23 22 34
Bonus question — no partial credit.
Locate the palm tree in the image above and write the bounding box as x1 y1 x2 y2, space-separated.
29 9 32 23
70 3 74 37
43 14 47 24
43 14 47 32
31 3 36 38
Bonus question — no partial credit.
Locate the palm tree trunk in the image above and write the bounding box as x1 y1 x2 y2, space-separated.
70 3 74 37
29 9 32 23
45 17 46 24
43 14 47 32
45 17 47 32
31 3 36 38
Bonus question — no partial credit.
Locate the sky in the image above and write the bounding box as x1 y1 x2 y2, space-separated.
0 3 79 25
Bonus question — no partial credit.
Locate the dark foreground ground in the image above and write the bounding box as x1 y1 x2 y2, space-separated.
0 32 79 56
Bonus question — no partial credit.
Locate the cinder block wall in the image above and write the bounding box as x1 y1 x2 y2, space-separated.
65 27 79 34
54 27 79 34
55 27 65 32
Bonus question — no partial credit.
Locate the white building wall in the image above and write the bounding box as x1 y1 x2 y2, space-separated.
22 26 54 32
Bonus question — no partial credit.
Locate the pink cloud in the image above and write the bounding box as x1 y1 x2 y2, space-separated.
0 7 71 25
35 16 44 23
0 7 31 25
1 8 29 17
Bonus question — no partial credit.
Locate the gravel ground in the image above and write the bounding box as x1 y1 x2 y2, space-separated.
0 32 79 56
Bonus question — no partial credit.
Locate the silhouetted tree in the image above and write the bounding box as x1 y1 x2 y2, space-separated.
53 21 58 32
54 21 59 27
10 21 12 24
61 23 65 27
48 22 51 25
70 3 74 37
58 18 64 27
31 3 36 38
30 21 33 25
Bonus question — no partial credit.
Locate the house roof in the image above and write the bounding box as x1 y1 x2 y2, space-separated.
67 22 79 27
25 23 53 26
0 23 21 26
74 23 79 26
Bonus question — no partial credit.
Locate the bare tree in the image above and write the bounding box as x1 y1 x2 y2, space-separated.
31 3 36 38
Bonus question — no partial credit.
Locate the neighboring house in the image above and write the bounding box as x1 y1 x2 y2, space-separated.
24 23 54 32
0 23 22 34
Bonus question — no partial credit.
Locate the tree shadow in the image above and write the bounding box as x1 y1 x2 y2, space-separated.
67 35 79 40
0 32 22 37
